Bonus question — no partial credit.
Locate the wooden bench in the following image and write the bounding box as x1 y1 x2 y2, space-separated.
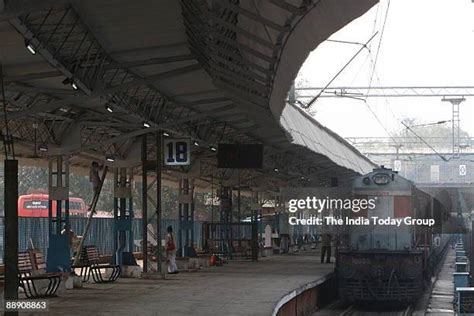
18 252 61 298
29 250 48 272
73 246 121 283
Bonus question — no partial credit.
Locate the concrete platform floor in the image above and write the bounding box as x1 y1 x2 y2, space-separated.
45 252 334 316
424 247 455 315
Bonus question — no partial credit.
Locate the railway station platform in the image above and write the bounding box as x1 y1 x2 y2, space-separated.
422 247 456 315
44 251 334 316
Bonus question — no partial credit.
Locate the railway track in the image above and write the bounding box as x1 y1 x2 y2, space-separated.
314 300 413 316
340 304 413 316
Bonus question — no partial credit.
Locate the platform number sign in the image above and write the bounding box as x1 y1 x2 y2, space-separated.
393 160 402 172
459 164 467 176
164 139 190 166
430 165 439 182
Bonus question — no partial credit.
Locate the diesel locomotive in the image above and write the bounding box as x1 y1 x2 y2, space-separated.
337 167 452 304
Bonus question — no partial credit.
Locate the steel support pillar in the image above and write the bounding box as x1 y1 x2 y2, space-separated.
251 209 258 261
252 191 263 238
471 210 474 286
47 155 71 272
219 185 232 256
178 178 195 257
113 167 135 267
453 101 460 157
236 173 242 247
141 133 163 274
142 137 148 273
4 159 18 309
252 191 265 257
220 185 232 223
442 97 465 158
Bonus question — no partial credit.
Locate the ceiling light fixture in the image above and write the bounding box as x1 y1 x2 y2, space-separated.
62 77 78 90
24 39 36 55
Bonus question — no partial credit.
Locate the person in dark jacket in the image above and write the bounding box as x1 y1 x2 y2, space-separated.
321 234 332 263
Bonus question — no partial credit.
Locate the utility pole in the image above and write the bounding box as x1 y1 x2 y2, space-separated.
442 97 465 158
394 144 403 160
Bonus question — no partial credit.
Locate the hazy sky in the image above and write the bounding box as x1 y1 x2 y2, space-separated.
296 0 474 139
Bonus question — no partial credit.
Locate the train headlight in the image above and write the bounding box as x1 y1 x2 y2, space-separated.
372 173 390 185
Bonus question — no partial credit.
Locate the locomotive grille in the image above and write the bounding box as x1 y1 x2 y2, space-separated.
341 279 423 302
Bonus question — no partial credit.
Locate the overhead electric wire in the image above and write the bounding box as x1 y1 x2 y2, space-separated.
401 121 448 161
353 12 401 150
370 0 381 38
325 39 366 46
356 2 397 141
365 56 401 131
304 31 379 109
364 3 401 139
367 0 391 91
361 98 401 147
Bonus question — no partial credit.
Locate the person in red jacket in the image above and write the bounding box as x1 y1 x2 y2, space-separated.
166 226 178 274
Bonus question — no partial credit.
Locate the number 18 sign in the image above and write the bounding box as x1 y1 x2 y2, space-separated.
164 139 190 166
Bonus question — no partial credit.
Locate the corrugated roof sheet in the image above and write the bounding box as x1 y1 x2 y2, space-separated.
280 102 376 174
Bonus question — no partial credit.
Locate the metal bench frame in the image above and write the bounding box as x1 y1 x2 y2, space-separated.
18 252 62 298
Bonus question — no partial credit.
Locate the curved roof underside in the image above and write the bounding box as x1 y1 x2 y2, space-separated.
280 103 374 175
0 0 377 190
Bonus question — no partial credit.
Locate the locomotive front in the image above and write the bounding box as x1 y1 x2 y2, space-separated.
338 167 434 304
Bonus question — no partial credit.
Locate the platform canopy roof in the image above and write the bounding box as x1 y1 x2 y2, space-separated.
0 0 377 190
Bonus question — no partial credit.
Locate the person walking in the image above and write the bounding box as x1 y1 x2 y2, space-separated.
166 226 178 274
321 234 332 264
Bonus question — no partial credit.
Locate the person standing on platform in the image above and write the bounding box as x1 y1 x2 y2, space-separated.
166 225 178 274
61 224 76 247
61 224 77 257
321 234 332 264
88 161 103 213
89 161 102 195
